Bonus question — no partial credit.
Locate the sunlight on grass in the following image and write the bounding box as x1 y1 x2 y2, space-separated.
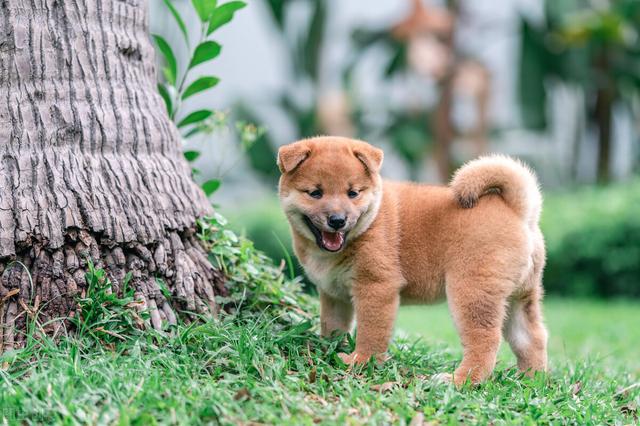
1 298 638 424
397 298 640 373
1 229 637 425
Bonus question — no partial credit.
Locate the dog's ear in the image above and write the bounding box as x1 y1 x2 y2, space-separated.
354 143 384 174
277 142 311 174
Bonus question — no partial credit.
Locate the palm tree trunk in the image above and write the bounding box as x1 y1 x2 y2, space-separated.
0 0 224 350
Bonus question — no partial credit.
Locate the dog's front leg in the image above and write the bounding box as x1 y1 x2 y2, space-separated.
339 281 400 365
319 291 354 337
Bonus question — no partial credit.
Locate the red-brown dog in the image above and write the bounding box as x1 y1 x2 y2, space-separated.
277 136 547 385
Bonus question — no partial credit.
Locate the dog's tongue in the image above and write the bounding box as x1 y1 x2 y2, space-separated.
321 231 344 251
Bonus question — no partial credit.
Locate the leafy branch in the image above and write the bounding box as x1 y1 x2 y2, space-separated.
153 0 249 196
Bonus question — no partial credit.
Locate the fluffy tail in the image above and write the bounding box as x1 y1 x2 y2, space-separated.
450 154 542 228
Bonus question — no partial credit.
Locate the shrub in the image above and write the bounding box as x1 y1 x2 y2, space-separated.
70 264 149 346
198 213 313 319
541 180 640 298
222 198 304 276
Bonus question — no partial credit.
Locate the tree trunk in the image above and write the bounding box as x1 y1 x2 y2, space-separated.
431 0 458 182
433 72 456 182
594 49 613 184
595 87 613 184
0 0 225 351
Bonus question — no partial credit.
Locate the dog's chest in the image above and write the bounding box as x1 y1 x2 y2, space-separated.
303 255 354 301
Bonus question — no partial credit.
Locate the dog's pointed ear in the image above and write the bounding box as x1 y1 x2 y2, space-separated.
354 143 383 174
277 142 311 174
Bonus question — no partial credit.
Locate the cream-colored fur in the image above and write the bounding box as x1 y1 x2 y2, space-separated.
278 136 548 385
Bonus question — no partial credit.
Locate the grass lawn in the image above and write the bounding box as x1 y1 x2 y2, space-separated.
397 298 640 374
1 296 638 425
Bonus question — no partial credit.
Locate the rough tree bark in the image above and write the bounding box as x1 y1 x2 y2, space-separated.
0 0 225 351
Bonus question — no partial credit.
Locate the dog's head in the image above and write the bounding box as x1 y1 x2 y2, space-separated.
277 136 384 253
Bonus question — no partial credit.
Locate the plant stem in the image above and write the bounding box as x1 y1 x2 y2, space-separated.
172 23 208 121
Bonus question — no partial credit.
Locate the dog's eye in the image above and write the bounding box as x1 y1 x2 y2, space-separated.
308 189 323 199
347 190 359 199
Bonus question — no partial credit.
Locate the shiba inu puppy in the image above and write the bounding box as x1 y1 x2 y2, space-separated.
277 136 547 386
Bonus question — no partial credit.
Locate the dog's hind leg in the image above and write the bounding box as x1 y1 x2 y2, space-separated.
503 234 548 375
445 276 513 386
503 286 548 375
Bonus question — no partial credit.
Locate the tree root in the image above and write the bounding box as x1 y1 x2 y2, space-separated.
0 228 226 352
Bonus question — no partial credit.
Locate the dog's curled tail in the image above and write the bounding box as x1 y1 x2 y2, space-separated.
450 154 542 228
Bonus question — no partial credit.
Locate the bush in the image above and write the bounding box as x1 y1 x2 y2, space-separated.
198 213 313 320
541 180 640 298
222 198 304 275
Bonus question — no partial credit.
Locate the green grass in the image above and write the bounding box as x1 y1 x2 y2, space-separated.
397 299 640 373
1 216 638 424
1 298 638 424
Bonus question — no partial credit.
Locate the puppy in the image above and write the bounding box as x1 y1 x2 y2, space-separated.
277 136 547 385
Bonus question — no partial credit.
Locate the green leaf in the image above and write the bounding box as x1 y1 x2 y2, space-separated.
202 179 221 196
183 127 204 139
163 0 189 43
182 76 220 100
188 41 222 69
264 0 286 29
184 150 201 162
192 0 217 22
157 83 173 116
384 42 408 76
177 109 213 128
152 35 177 85
155 278 172 300
207 1 247 35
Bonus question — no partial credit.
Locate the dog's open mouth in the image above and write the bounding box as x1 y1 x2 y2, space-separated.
303 216 346 252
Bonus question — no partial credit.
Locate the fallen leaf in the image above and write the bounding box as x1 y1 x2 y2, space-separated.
308 367 317 384
409 412 424 426
305 394 329 407
1 288 19 302
615 382 640 400
620 402 637 419
370 381 398 393
571 381 582 396
233 388 250 401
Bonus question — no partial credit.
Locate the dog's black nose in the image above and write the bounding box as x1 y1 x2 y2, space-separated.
328 215 346 230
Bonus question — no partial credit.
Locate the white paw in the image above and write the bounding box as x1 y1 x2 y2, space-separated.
430 372 453 384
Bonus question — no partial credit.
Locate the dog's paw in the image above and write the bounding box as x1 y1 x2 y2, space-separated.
430 372 453 385
338 352 389 366
338 352 369 366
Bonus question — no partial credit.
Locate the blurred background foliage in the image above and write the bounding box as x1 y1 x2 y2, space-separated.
519 0 640 183
153 0 640 299
542 179 640 298
235 0 328 185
